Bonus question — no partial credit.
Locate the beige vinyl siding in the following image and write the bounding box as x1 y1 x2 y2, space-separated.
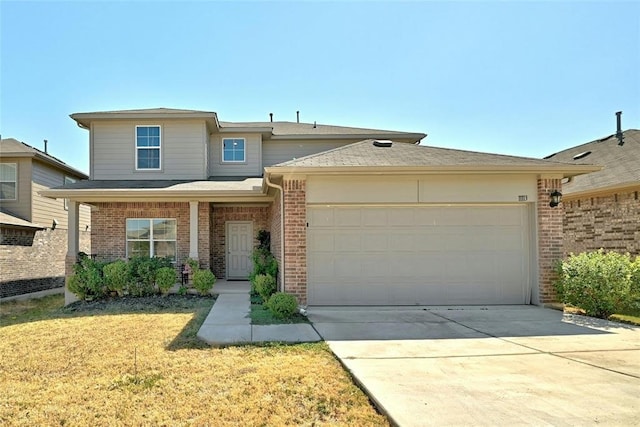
0 158 32 221
31 161 91 230
92 120 207 180
209 133 262 177
262 140 357 167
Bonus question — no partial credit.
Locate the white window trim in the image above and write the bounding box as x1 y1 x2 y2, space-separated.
63 176 76 210
0 162 18 201
135 125 162 171
126 218 177 260
221 137 247 164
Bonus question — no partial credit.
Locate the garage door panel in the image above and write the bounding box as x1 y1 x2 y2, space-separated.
307 205 531 306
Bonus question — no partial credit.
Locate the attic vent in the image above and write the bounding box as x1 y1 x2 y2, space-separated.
372 140 393 148
572 151 591 160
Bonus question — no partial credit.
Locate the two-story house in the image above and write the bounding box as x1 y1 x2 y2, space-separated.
42 108 598 306
0 138 91 298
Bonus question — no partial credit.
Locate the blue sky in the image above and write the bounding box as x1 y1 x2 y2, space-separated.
1 1 638 174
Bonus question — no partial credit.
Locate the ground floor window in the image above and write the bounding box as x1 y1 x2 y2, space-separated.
126 218 177 261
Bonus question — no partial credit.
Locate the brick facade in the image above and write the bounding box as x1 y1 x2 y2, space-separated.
210 205 269 279
564 189 640 256
91 202 210 268
281 179 307 304
269 190 283 286
1 228 90 298
537 178 564 303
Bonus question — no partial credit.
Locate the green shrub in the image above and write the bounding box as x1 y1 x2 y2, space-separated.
67 274 86 300
70 255 107 300
126 256 172 297
103 260 130 296
555 250 636 318
156 267 177 294
249 248 278 284
253 274 276 302
266 292 298 319
184 257 199 272
193 269 216 296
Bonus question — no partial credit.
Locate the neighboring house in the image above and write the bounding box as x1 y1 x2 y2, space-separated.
544 118 639 256
0 138 91 298
42 108 597 306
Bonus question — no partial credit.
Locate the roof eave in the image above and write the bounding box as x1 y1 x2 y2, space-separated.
269 133 426 142
265 164 602 176
39 188 271 202
562 182 640 198
70 112 220 131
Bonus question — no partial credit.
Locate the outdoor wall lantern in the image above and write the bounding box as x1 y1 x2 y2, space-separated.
549 190 562 208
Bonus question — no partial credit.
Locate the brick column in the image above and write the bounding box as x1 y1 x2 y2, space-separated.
283 179 307 304
537 177 564 303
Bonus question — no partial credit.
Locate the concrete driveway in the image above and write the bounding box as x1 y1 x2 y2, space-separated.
307 306 640 426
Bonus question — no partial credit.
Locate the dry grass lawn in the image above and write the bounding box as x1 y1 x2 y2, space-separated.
0 295 387 426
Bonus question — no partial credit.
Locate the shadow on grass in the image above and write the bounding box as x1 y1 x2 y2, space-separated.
1 294 216 351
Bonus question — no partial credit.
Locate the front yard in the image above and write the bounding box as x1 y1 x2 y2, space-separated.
0 295 387 426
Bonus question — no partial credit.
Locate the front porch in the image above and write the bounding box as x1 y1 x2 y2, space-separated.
64 200 273 305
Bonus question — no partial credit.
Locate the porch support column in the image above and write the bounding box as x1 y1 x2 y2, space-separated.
65 200 80 305
189 201 199 260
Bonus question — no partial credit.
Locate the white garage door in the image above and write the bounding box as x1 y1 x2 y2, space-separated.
307 205 531 305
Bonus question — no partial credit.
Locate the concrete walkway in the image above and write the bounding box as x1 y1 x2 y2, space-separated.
197 280 321 346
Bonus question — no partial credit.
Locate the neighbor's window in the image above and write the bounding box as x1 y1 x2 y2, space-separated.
222 138 246 162
64 176 76 210
0 163 17 200
136 125 161 170
126 218 177 261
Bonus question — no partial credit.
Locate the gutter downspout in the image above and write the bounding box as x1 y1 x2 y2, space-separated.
264 174 285 293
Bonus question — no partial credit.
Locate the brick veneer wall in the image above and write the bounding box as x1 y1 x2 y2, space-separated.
1 228 90 298
90 202 211 268
564 189 640 256
282 179 307 304
537 178 564 303
210 205 269 279
269 190 283 287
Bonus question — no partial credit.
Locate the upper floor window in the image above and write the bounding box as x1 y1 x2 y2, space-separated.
64 176 76 210
136 126 161 170
126 218 177 261
222 138 246 163
0 163 17 200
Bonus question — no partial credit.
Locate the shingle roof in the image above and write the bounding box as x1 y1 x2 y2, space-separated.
68 108 424 141
0 138 88 179
54 178 263 191
0 210 44 229
273 139 586 169
220 121 425 140
72 107 216 115
40 179 267 202
544 129 640 194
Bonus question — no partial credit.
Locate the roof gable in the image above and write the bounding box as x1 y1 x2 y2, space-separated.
544 129 640 194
